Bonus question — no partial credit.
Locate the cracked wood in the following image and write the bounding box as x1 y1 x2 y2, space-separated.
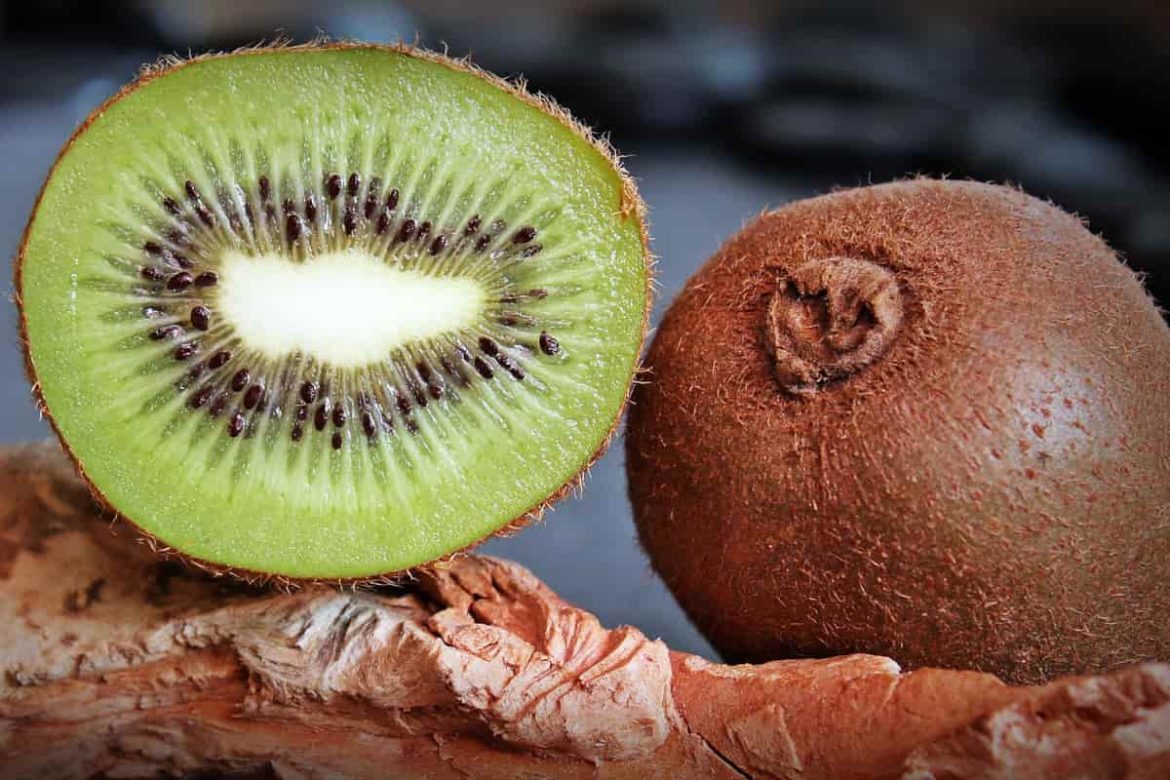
1 442 1168 779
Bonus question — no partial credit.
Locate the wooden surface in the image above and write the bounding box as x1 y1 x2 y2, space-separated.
2 442 1168 779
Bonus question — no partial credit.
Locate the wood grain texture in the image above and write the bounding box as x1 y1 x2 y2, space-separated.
1 442 1167 779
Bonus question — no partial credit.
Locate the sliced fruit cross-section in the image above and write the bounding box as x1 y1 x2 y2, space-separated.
17 44 649 580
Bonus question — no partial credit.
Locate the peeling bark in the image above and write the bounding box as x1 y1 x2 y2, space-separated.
1 442 1167 779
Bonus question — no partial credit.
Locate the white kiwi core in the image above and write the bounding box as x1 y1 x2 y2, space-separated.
217 249 487 368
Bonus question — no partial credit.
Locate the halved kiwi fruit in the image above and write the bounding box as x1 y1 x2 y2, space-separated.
16 43 649 581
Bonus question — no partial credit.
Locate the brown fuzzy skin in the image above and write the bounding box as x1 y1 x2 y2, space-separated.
12 41 652 586
626 179 1170 685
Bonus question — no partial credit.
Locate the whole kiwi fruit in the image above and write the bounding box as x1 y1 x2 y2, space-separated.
16 43 650 582
626 179 1170 684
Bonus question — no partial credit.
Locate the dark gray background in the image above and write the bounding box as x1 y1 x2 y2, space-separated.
3 1 1168 659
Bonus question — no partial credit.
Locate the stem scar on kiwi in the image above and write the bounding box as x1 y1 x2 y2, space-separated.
765 256 903 395
627 179 1170 685
15 41 651 584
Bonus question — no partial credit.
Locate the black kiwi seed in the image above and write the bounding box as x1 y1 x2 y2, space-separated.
325 173 342 200
195 204 215 227
190 306 210 331
174 342 197 361
228 412 245 438
169 252 193 269
295 404 308 422
189 385 213 409
300 381 319 404
376 210 391 235
407 380 426 407
162 197 181 215
343 206 357 235
361 411 377 437
144 241 164 255
150 324 181 341
167 272 194 291
498 312 534 327
513 226 537 244
364 178 381 218
258 176 271 202
243 384 264 409
347 173 361 197
315 399 331 431
195 271 218 288
209 393 229 417
305 193 318 223
286 213 303 243
417 363 444 399
230 369 250 392
185 181 201 201
442 357 471 388
396 219 416 243
474 234 491 252
331 431 343 450
332 404 347 428
141 266 165 281
497 353 525 380
396 393 412 417
539 332 560 355
291 424 304 442
521 244 543 258
416 221 432 242
478 337 500 356
429 235 447 255
385 188 399 211
465 215 481 235
473 357 494 379
208 350 232 369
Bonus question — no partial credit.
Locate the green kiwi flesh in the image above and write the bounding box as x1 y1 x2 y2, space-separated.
17 44 649 580
627 180 1170 684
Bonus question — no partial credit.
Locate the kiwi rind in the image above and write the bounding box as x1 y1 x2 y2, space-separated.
627 178 1170 684
15 40 653 586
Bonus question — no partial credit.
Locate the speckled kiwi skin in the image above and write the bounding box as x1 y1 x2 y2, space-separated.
626 180 1170 685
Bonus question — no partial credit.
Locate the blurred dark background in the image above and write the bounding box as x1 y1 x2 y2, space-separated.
2 1 1167 658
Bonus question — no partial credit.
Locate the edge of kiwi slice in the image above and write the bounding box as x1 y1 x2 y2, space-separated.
14 41 652 584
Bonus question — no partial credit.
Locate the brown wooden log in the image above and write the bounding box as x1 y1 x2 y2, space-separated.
1 442 1167 779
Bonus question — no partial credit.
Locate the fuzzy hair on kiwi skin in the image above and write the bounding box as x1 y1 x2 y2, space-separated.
627 178 1170 685
13 39 653 588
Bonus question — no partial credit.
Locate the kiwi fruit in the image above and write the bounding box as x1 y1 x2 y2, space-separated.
626 179 1170 684
15 43 649 581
